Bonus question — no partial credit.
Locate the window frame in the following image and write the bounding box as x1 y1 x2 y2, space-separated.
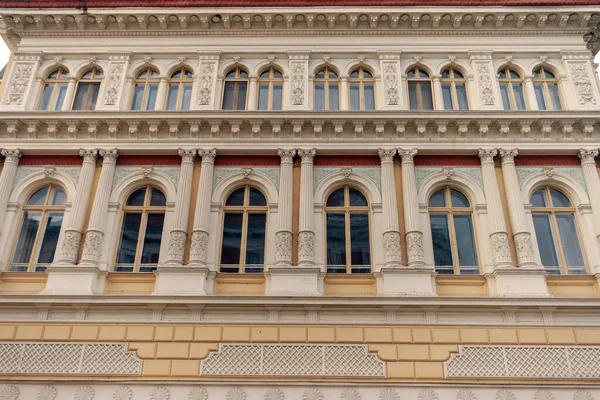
131 67 160 111
427 186 480 274
532 67 564 111
406 67 434 110
257 66 284 111
72 67 103 111
166 66 194 111
324 185 372 274
348 66 376 111
498 66 528 111
38 67 70 111
113 184 167 273
314 66 341 111
221 66 249 111
440 66 469 111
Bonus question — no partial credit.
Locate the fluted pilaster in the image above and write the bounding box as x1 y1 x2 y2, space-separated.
275 149 296 266
579 149 600 249
0 149 21 232
297 148 316 266
398 148 425 268
378 149 402 267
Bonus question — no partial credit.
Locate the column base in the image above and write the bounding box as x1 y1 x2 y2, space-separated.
265 268 323 296
153 266 215 296
374 268 437 296
489 268 550 297
42 266 107 295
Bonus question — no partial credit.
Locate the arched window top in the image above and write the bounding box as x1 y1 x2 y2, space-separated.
531 187 572 208
326 187 368 207
407 67 430 79
27 185 66 207
349 67 373 79
498 66 522 80
441 67 465 80
225 67 249 79
532 66 562 111
315 67 339 79
80 67 103 80
260 67 283 79
47 67 69 80
125 186 166 207
170 67 193 80
533 66 557 80
136 67 160 80
429 188 471 208
225 186 267 207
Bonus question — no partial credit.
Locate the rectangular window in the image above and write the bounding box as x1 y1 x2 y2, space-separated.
364 84 375 110
513 83 527 110
454 214 478 273
244 213 266 273
115 212 142 272
139 213 165 272
408 82 418 110
145 83 158 110
442 83 454 110
181 83 192 110
532 213 560 274
329 83 339 110
222 82 235 110
10 211 42 272
500 83 511 110
555 213 585 270
534 83 547 110
130 84 145 110
420 83 434 110
166 83 179 110
456 83 469 110
548 83 562 110
430 213 453 273
34 212 64 271
272 83 283 111
257 83 269 110
87 83 100 110
236 82 248 110
326 213 346 273
53 83 68 111
220 212 243 273
350 213 370 273
39 84 54 111
350 83 360 110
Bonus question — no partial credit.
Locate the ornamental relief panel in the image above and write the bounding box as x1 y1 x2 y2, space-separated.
415 167 483 192
4 62 35 106
12 166 81 190
112 166 180 191
516 167 586 190
212 167 280 191
313 167 381 191
568 63 598 106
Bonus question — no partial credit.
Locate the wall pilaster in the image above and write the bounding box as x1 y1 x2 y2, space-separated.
0 149 21 234
96 53 131 111
398 149 425 268
287 52 310 111
578 148 600 274
1 53 42 111
297 149 316 267
275 149 296 267
468 51 503 111
378 52 403 110
378 149 402 268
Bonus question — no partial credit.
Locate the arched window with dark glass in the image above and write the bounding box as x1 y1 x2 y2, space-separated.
407 67 433 110
114 185 166 272
9 185 66 272
39 68 69 111
325 186 371 274
314 66 340 111
220 185 268 273
533 67 563 111
531 187 586 275
428 187 479 274
131 67 160 111
441 67 469 110
166 67 193 110
349 66 375 110
72 67 103 110
222 67 249 110
257 67 283 111
498 66 527 110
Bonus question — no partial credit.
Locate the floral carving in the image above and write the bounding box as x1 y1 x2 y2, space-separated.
378 148 396 163
60 229 82 263
406 231 424 262
6 63 33 105
398 148 418 163
476 63 495 106
104 63 124 105
298 231 315 262
383 62 399 105
569 63 596 105
514 232 535 264
495 390 515 400
265 388 284 400
189 387 209 400
0 386 18 400
457 389 477 400
302 389 323 400
383 231 402 263
81 230 103 262
199 62 215 105
190 230 209 262
478 148 497 164
341 389 361 400
226 388 246 400
291 62 306 105
37 386 57 400
74 386 94 400
379 389 400 400
275 231 292 263
534 390 555 400
418 389 439 400
491 232 511 265
112 387 132 400
578 148 599 165
168 230 187 261
573 391 594 400
150 387 170 400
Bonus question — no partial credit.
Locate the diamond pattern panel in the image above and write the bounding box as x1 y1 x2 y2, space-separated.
201 344 261 375
569 347 600 378
262 345 322 375
506 347 569 378
0 343 22 373
81 343 142 375
325 345 385 377
20 343 82 374
446 346 506 377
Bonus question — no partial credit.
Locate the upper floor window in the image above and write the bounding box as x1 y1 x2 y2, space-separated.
349 67 375 110
131 67 159 111
72 67 103 111
314 66 340 111
325 186 371 274
114 185 166 272
257 67 283 111
222 67 249 110
441 67 469 110
39 68 69 111
428 187 479 275
220 185 267 273
9 185 66 272
407 67 433 110
531 187 585 275
498 67 527 110
166 67 193 111
533 67 563 111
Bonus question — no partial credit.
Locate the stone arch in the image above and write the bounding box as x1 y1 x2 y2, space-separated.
314 170 382 206
418 171 486 206
212 171 279 205
110 170 177 205
344 59 381 79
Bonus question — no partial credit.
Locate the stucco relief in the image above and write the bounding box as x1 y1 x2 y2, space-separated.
189 387 208 400
298 231 315 262
275 231 292 263
313 167 340 190
379 389 400 400
406 231 425 263
37 386 57 400
253 167 280 191
383 231 402 263
112 386 132 400
5 64 33 106
60 230 82 263
112 166 180 190
475 62 495 106
74 386 94 400
517 167 586 190
382 62 399 105
190 230 209 262
198 62 215 105
167 229 187 261
212 167 239 189
104 63 124 106
150 387 170 400
291 62 306 105
81 230 104 262
569 63 597 105
490 232 511 265
353 167 381 190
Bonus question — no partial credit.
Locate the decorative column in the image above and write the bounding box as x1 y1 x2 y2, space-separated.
398 149 425 268
55 149 99 265
275 149 296 267
432 75 445 110
478 149 512 270
61 77 77 111
154 76 168 110
194 51 221 110
378 51 403 110
0 149 21 230
468 51 503 110
164 149 197 266
247 76 258 111
297 149 317 267
96 53 131 111
524 76 539 111
340 75 349 110
1 53 42 110
578 149 600 275
378 149 402 268
287 51 310 111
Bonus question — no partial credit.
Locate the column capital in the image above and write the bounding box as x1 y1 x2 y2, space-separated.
499 148 518 163
398 148 418 163
478 148 498 164
99 148 119 164
297 148 316 163
178 148 197 163
1 148 22 164
79 148 99 163
278 149 296 164
378 149 396 164
578 148 599 165
198 148 217 163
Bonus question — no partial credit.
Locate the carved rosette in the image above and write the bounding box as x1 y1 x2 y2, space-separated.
1 148 22 165
378 148 396 164
383 231 402 263
112 386 132 400
406 231 425 264
398 148 418 164
578 148 599 166
198 62 216 105
457 389 477 400
74 386 95 400
79 148 99 164
81 230 104 262
513 232 535 265
379 389 400 400
495 390 516 400
298 231 315 263
0 385 19 400
341 389 361 400
478 148 497 164
275 231 293 264
490 232 512 265
37 386 57 400
178 148 197 163
188 387 209 400
302 389 323 400
150 387 170 400
291 61 306 105
59 229 82 263
190 230 209 262
264 388 284 400
168 229 187 262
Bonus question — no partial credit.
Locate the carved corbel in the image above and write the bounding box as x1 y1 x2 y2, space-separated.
537 14 548 28
348 14 358 28
432 14 442 28
243 14 252 29
221 15 231 29
54 16 65 29
561 120 574 139
209 120 221 137
519 120 533 138
353 121 365 138
291 120 303 138
178 15 188 29
474 14 485 28
127 120 140 138
46 120 60 138
74 15 85 29
96 16 106 30
389 14 400 28
284 14 294 29
333 121 344 138
436 120 448 138
270 119 282 137
515 14 527 28
167 120 180 139
326 14 336 29
312 120 324 137
369 14 379 28
34 16 45 29
456 120 469 138
87 120 99 138
263 14 273 28
107 120 120 139
539 120 553 138
498 120 511 137
189 119 202 139
374 120 386 138
25 120 40 139
230 121 241 137
66 120 79 139
199 15 210 29
580 119 595 138
116 15 126 29
478 120 491 138
558 14 569 28
415 120 427 137
452 14 463 29
305 14 315 28
395 120 406 137
158 15 168 29
495 14 506 28
411 14 420 28
137 15 147 29
250 120 262 138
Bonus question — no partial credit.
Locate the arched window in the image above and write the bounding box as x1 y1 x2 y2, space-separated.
9 185 66 272
222 66 249 110
441 67 469 110
257 67 283 111
314 66 340 111
114 185 166 272
325 186 371 274
428 187 478 274
349 67 375 110
533 67 563 111
39 68 69 111
220 186 267 273
498 67 527 110
72 67 103 110
166 67 193 110
131 67 160 111
531 187 585 275
407 67 433 110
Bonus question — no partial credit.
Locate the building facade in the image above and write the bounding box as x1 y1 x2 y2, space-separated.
0 0 599 398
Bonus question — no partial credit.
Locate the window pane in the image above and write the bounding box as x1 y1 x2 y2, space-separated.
236 82 247 110
350 70 359 78
116 212 142 265
315 83 325 110
181 83 192 110
272 84 283 111
350 213 370 267
530 189 547 207
226 70 236 78
500 84 511 110
329 83 339 110
548 83 562 110
326 188 345 207
513 83 526 110
222 82 235 110
171 70 182 79
220 212 243 267
498 70 507 79
456 83 469 110
532 213 560 270
430 213 453 268
53 83 68 111
166 83 179 110
349 188 368 207
364 84 375 110
150 188 166 206
239 70 248 78
429 189 446 207
421 83 434 110
226 188 245 206
451 189 470 208
145 84 158 110
87 83 100 110
127 188 146 206
442 84 453 110
131 84 144 110
407 69 416 78
36 212 64 264
350 84 360 110
419 69 430 78
408 82 418 110
326 213 346 269
258 83 269 110
50 188 66 206
273 70 282 78
140 213 165 265
315 69 325 78
556 214 585 267
28 187 48 205
509 70 520 79
249 188 266 206
11 211 42 266
72 83 90 111
260 70 270 78
454 214 478 267
39 84 54 111
534 83 547 111
550 189 571 208
245 213 266 267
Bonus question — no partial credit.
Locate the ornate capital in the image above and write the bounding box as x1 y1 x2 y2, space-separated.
1 148 22 164
198 148 217 164
297 149 317 164
79 148 99 163
99 148 119 164
478 148 498 164
178 148 197 163
498 148 518 163
578 148 599 165
278 149 296 164
397 148 418 163
378 149 396 164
